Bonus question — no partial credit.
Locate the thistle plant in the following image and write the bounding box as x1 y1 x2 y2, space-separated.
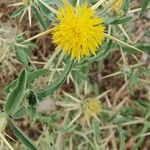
0 0 150 150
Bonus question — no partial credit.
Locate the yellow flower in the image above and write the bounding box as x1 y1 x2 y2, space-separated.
112 0 123 13
84 98 101 119
52 4 105 60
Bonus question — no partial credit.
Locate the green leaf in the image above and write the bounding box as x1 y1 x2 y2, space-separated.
110 16 132 25
140 0 150 16
38 1 52 18
122 0 130 15
122 44 150 53
92 118 100 141
27 91 38 124
16 48 29 65
28 91 38 107
32 6 48 30
5 68 48 93
27 69 49 83
137 44 150 52
5 69 27 116
13 106 27 119
11 6 25 18
38 60 74 99
88 40 113 62
46 0 62 5
105 17 116 24
27 106 37 124
79 40 112 65
8 119 37 150
118 127 126 150
72 70 88 83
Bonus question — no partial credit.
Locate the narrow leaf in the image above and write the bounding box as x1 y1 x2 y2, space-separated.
11 6 25 18
32 6 47 30
140 0 150 16
110 16 132 25
5 68 48 93
92 118 100 141
88 40 113 62
5 69 27 115
9 119 37 150
38 1 52 18
16 48 29 65
38 60 74 99
13 106 27 119
27 106 37 124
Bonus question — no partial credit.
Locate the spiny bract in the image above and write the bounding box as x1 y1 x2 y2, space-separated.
52 4 105 60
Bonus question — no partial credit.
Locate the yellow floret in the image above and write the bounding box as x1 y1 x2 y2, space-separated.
52 4 105 60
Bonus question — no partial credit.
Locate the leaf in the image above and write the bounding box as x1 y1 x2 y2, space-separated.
92 118 100 141
38 1 52 18
27 106 37 124
5 68 48 93
88 40 112 63
110 16 132 25
16 48 29 65
137 44 150 52
8 119 37 150
122 0 130 15
28 91 38 107
72 70 88 83
27 91 38 124
47 0 62 7
118 127 126 150
140 0 150 16
105 17 116 24
13 106 27 119
38 60 74 99
32 6 48 30
79 40 112 65
5 69 27 116
122 43 150 53
11 6 25 18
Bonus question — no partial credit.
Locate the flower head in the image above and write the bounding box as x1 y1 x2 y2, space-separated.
52 4 105 60
84 98 102 119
